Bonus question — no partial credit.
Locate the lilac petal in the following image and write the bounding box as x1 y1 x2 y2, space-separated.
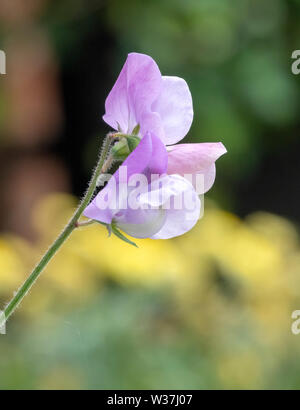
144 131 168 177
149 175 201 239
116 208 166 239
167 142 227 194
103 53 162 135
83 132 168 225
84 133 152 224
113 131 167 182
84 198 113 224
152 76 193 145
114 132 153 182
116 174 199 239
138 174 193 207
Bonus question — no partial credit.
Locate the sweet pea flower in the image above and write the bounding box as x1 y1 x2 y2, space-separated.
103 52 227 194
84 132 200 239
3 55 227 325
84 53 227 241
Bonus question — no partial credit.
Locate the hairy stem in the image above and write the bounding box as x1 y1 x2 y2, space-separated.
3 134 113 324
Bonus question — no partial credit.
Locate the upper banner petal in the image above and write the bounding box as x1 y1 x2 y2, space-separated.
103 53 162 134
152 76 193 145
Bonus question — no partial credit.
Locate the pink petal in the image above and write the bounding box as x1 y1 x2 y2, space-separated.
152 76 193 145
84 132 168 225
116 208 166 239
118 174 200 239
83 200 113 224
167 142 227 194
150 175 201 239
103 53 162 135
84 133 152 224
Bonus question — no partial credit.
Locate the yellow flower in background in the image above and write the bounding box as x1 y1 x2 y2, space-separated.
246 212 299 254
0 192 300 389
177 208 283 286
32 193 78 241
0 192 300 347
0 193 298 298
72 226 188 286
172 206 300 348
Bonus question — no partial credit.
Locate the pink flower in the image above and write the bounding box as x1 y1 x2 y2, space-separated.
103 52 226 193
84 53 226 240
84 133 200 239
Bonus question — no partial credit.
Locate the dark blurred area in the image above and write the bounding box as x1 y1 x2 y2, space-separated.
0 0 300 390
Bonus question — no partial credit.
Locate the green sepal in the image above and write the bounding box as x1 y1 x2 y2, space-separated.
111 222 138 248
111 137 129 160
126 135 140 152
131 124 140 135
111 135 140 161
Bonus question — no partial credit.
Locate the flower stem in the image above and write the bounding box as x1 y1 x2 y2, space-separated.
75 219 95 228
3 134 113 324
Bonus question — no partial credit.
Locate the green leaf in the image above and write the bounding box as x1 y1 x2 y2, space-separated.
111 224 138 248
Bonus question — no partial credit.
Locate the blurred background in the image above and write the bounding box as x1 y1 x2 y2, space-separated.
0 0 300 389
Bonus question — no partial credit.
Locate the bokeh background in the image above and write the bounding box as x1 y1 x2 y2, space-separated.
0 0 300 389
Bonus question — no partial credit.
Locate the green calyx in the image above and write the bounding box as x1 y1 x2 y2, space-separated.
111 135 140 161
96 220 138 247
